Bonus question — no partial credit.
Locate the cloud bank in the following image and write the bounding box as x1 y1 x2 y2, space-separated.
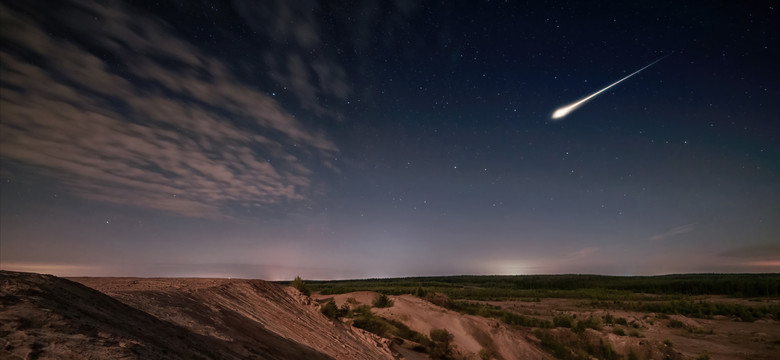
0 1 339 218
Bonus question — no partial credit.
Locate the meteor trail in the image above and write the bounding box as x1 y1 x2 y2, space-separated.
551 54 671 120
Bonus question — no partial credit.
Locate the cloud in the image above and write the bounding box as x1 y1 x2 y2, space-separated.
569 247 599 260
234 0 351 117
649 223 695 241
719 243 780 260
0 1 337 218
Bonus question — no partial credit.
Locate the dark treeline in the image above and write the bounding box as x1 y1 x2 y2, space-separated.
303 274 780 298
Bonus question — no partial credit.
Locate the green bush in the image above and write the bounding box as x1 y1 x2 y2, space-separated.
603 313 614 325
614 317 628 325
373 293 394 308
353 316 392 337
291 276 310 296
580 316 602 331
351 304 372 317
321 299 341 320
553 314 574 328
611 328 625 336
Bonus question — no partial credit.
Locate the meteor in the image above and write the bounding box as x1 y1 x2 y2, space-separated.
551 54 671 120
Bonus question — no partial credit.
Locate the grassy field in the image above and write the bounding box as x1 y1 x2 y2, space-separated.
301 274 780 321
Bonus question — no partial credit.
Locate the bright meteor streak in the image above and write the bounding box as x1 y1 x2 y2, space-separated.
551 54 671 120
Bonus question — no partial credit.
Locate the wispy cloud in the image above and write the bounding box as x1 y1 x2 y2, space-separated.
570 247 599 260
719 243 780 260
0 1 337 218
234 0 352 117
649 223 695 241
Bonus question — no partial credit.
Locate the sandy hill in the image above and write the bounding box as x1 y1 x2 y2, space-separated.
0 271 393 360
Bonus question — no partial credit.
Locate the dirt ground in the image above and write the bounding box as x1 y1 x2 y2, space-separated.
1 271 395 360
487 297 780 360
316 292 780 360
4 271 776 360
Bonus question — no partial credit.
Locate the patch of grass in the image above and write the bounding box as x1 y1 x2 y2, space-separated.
535 329 621 360
614 317 628 325
611 328 625 336
440 298 551 328
350 309 429 349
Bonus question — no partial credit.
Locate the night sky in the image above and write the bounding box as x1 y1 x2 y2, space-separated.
1 0 778 279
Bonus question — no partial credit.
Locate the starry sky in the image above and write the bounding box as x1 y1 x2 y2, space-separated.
1 0 778 280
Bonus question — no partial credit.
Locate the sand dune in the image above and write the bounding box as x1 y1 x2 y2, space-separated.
1 271 393 360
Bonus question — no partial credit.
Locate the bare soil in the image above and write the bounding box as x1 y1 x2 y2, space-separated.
1 271 394 360
3 271 777 360
316 292 780 360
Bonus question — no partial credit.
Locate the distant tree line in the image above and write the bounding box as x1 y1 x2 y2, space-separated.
302 273 780 298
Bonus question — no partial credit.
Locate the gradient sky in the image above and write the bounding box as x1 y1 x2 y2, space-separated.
1 0 778 280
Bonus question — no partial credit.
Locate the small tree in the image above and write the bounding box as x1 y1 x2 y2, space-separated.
290 275 310 296
321 299 340 319
373 293 394 308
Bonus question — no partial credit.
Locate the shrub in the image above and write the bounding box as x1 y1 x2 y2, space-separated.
580 316 602 331
628 349 639 360
414 286 427 298
351 305 372 317
604 313 614 325
321 299 341 320
479 347 494 360
611 328 625 336
695 354 711 360
615 317 628 325
426 292 452 308
553 314 574 328
346 297 359 305
429 329 454 360
534 329 569 359
353 316 392 337
669 319 685 328
664 339 673 347
373 293 394 308
573 320 587 334
628 329 642 338
291 276 310 296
